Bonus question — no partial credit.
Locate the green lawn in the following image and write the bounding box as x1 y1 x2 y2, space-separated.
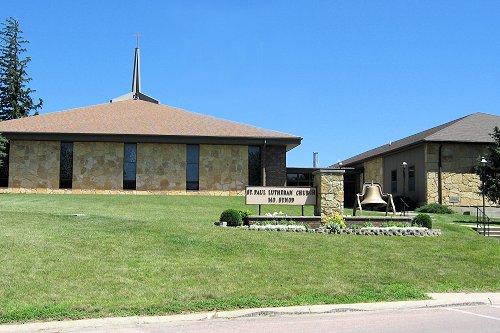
0 194 499 323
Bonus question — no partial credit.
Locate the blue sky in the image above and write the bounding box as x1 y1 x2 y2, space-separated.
3 1 500 167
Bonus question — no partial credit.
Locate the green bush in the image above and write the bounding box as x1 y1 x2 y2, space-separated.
416 203 454 214
239 210 252 225
324 222 343 233
323 213 346 227
323 213 346 234
413 213 432 229
220 209 243 226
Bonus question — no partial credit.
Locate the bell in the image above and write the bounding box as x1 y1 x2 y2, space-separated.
360 184 387 208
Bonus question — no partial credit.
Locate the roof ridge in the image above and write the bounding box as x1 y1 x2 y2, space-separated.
163 103 299 138
337 112 499 167
420 113 470 140
0 99 302 144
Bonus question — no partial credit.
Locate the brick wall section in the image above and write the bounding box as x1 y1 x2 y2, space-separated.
9 140 60 189
264 145 286 186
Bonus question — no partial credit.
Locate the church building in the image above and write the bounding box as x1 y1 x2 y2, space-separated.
0 47 302 194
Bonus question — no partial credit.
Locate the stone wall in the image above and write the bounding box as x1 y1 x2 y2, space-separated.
136 143 186 191
425 143 492 206
8 140 60 189
73 142 124 190
199 144 247 193
3 141 290 196
363 157 383 184
313 169 345 219
264 145 286 186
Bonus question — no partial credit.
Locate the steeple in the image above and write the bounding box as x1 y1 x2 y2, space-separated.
111 43 159 104
132 47 141 98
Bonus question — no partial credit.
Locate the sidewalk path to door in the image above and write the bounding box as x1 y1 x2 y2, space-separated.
1 292 499 333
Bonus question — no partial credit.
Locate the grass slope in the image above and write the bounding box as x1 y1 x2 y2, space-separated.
0 194 498 323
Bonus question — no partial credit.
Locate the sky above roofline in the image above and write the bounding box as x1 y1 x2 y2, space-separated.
337 112 500 167
2 1 500 167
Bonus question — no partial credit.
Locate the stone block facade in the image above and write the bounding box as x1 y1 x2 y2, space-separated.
136 143 186 191
363 157 383 184
313 169 344 219
199 144 248 192
73 142 124 190
425 143 491 206
8 140 60 189
5 140 288 196
264 145 286 186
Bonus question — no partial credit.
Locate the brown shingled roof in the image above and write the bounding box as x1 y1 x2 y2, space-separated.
336 112 500 167
0 100 302 148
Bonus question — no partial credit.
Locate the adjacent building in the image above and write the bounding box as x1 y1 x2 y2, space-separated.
0 48 302 194
336 112 500 208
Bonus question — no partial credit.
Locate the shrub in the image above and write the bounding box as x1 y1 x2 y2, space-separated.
413 213 432 229
323 213 346 233
324 222 343 233
239 210 252 225
220 209 243 226
363 222 374 228
416 203 454 214
324 214 346 227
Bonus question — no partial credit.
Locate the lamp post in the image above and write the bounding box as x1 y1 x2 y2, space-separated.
401 161 407 216
480 157 487 235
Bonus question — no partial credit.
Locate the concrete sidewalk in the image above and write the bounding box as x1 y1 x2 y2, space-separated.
1 293 499 333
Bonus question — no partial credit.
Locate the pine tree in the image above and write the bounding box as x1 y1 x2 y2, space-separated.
0 17 42 120
478 126 500 204
0 133 6 167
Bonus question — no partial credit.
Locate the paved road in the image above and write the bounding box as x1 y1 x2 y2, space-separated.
3 305 500 333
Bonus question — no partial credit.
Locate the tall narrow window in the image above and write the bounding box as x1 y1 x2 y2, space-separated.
248 146 261 186
408 166 416 192
123 143 137 190
0 141 9 187
186 144 199 190
59 142 73 189
391 170 397 194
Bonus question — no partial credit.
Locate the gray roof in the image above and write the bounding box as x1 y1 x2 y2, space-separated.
336 112 500 167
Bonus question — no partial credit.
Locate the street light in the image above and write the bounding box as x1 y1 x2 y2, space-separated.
480 157 487 235
401 161 407 216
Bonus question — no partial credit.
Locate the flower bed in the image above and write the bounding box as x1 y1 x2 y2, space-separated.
340 227 441 237
248 224 308 232
238 225 441 237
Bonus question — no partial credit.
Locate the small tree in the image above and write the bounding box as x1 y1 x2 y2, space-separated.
0 133 6 167
0 17 42 120
478 126 500 204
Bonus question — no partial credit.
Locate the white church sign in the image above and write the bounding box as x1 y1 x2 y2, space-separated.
245 186 317 206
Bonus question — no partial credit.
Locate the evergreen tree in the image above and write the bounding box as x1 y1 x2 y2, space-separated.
0 17 42 120
0 133 6 167
478 126 500 204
